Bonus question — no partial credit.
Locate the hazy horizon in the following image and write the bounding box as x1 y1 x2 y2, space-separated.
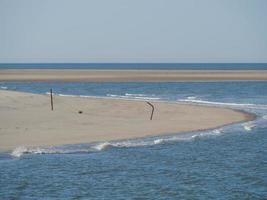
1 62 267 64
1 0 267 63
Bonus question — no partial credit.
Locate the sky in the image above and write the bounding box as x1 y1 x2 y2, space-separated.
0 0 267 63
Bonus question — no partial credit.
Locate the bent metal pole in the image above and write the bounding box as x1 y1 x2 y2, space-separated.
146 101 155 120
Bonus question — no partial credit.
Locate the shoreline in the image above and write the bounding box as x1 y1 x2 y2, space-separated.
0 90 255 152
1 69 267 81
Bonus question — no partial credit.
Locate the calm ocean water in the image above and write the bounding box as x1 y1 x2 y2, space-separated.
0 63 267 70
0 81 267 199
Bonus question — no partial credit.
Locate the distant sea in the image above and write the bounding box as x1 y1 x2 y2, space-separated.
0 63 267 70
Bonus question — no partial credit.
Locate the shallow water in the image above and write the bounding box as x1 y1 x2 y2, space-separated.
0 81 267 199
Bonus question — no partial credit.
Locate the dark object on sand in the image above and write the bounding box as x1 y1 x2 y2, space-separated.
78 111 83 114
146 101 155 120
50 89 53 111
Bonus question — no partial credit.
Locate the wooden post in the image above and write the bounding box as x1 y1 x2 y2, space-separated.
146 101 154 120
50 89 54 111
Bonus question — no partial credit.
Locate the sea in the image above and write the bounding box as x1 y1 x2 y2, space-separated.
1 63 267 70
0 63 267 199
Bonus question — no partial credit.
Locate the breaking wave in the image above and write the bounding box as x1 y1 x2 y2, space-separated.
242 122 256 131
45 92 160 101
107 93 160 100
179 98 267 109
125 93 147 97
10 123 248 158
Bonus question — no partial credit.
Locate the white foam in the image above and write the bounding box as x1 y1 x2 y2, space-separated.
111 140 152 148
212 129 222 135
11 146 67 157
107 93 160 101
125 93 146 97
11 122 250 158
242 122 256 131
0 86 7 90
46 92 83 98
92 142 112 151
133 96 160 100
186 96 197 100
179 99 267 111
79 95 95 98
58 94 77 97
191 134 198 139
106 94 130 99
11 146 28 157
9 133 210 157
179 99 255 107
154 139 164 145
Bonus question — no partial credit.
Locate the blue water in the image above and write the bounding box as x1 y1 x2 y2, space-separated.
1 81 267 199
1 63 267 70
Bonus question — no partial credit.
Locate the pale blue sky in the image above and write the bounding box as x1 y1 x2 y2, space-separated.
0 0 267 63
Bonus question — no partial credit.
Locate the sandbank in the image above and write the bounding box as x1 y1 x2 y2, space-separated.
0 90 255 151
0 69 267 81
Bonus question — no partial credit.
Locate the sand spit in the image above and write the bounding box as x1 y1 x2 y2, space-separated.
0 90 254 151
